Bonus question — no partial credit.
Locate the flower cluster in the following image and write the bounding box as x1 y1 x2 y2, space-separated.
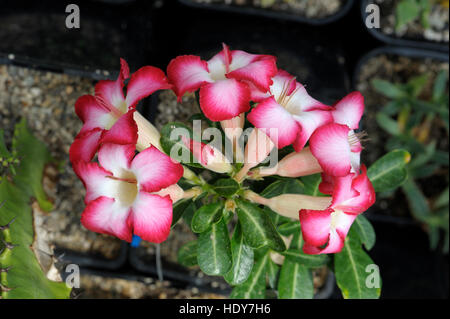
71 44 375 255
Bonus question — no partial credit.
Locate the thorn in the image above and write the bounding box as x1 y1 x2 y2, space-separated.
0 239 18 250
0 283 14 292
0 266 12 273
0 217 16 231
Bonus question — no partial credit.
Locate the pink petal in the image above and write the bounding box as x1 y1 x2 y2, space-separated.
199 78 251 121
227 55 277 91
269 69 297 100
98 143 135 177
75 95 115 134
94 78 126 114
125 66 172 108
247 97 300 149
130 146 183 193
119 58 130 80
81 196 133 242
70 129 103 164
167 55 212 100
302 228 345 255
318 173 334 195
207 43 230 79
100 110 138 146
284 83 329 113
335 166 376 214
130 192 173 243
292 109 333 152
72 161 115 203
332 91 364 130
309 123 352 177
299 208 333 247
247 81 271 103
330 173 359 209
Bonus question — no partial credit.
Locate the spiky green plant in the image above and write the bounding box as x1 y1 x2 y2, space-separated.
0 119 71 299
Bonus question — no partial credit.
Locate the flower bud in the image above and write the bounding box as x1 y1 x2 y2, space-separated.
134 111 163 152
257 147 322 178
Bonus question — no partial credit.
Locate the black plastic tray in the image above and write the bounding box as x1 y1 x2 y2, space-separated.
361 0 449 53
0 0 151 73
178 0 355 25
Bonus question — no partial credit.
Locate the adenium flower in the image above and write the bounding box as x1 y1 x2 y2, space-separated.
299 165 376 254
247 70 333 151
167 44 277 122
309 92 365 177
70 58 172 163
73 143 184 243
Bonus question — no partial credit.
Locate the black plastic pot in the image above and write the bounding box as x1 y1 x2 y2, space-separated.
178 0 355 25
353 45 449 93
0 0 151 74
361 0 449 53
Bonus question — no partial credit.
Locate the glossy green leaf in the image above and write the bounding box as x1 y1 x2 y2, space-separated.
229 249 269 299
260 179 305 198
171 199 192 228
300 173 323 196
278 259 314 299
197 219 232 276
352 215 376 251
267 259 280 290
213 178 240 197
224 224 254 285
367 149 411 192
191 202 223 233
177 240 198 267
277 221 301 236
159 122 203 168
376 113 401 136
334 229 381 299
281 249 329 268
401 178 431 222
236 200 286 252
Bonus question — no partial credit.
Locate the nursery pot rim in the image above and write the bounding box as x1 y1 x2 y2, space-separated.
178 0 355 26
360 0 449 53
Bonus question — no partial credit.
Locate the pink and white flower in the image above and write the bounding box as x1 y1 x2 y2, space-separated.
247 70 333 151
309 92 365 177
167 44 277 122
70 59 172 163
73 143 184 243
299 166 375 254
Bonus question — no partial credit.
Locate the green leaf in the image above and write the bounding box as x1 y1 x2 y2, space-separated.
159 122 203 168
367 149 411 192
191 202 223 233
401 178 431 222
260 179 305 198
376 113 401 136
230 249 269 299
278 259 314 299
407 73 429 97
433 70 448 101
277 221 301 236
171 199 192 228
396 0 421 31
352 215 376 251
371 79 405 99
281 249 329 268
12 119 53 212
177 240 198 267
213 178 240 197
197 219 232 276
267 259 280 290
224 224 254 285
182 201 197 231
334 229 381 299
236 200 286 252
434 187 449 210
300 173 323 196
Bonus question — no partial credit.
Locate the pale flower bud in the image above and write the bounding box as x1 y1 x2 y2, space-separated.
257 147 322 178
134 111 163 152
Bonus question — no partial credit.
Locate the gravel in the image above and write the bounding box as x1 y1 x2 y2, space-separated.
0 63 123 259
190 0 345 19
